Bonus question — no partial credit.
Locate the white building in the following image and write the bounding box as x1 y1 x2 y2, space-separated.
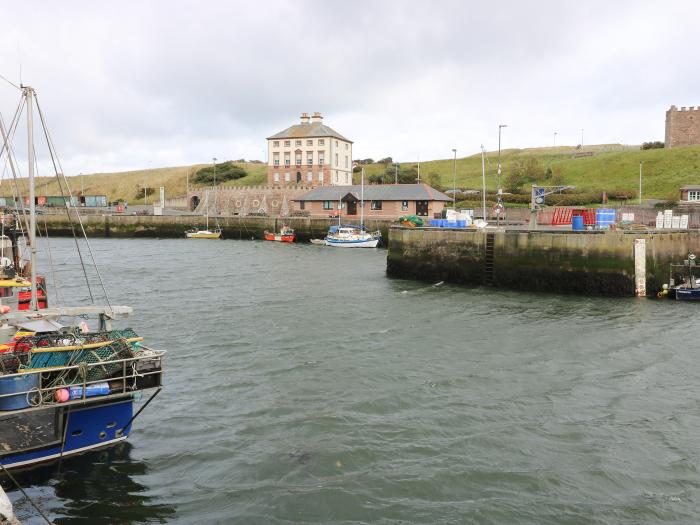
267 112 353 187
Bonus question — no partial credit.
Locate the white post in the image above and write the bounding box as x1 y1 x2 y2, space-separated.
639 161 643 205
26 86 38 311
634 238 646 297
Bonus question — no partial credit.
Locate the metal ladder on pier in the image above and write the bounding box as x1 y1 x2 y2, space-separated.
484 233 495 286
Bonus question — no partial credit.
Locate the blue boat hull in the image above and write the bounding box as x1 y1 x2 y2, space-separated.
675 287 700 301
1 398 133 470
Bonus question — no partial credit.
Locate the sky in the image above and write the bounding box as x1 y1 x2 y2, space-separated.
1 0 699 175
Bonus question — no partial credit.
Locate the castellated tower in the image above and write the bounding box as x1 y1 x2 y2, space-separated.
665 105 700 148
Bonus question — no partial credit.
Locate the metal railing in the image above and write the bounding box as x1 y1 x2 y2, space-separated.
0 348 164 414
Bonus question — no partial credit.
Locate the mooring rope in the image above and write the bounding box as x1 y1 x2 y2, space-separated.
0 461 53 524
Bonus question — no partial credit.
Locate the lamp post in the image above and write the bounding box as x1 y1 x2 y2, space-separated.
553 132 557 147
481 145 487 221
639 161 643 205
451 148 457 209
581 128 584 149
212 157 217 216
497 124 507 195
394 163 399 184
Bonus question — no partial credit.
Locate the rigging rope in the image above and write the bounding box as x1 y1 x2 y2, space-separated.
35 94 104 305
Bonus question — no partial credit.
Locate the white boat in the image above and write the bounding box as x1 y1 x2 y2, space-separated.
324 227 380 248
185 228 222 239
324 168 380 248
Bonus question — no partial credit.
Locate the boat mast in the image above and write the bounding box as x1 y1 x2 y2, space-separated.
360 167 364 230
24 86 38 311
205 190 209 230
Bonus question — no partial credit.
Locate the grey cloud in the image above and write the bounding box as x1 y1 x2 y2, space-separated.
0 0 698 174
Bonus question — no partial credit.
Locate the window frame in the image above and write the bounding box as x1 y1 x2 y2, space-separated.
371 200 383 211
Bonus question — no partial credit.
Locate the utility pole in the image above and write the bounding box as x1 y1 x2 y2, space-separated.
451 148 457 209
497 124 507 195
639 161 643 205
553 132 557 147
417 155 421 183
394 163 398 184
481 145 487 222
581 128 584 149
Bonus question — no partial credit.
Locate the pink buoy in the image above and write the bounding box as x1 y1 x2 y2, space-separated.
55 388 70 403
0 305 10 314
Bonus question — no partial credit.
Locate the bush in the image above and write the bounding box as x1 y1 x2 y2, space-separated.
134 186 156 200
641 141 664 150
194 161 247 184
377 157 393 165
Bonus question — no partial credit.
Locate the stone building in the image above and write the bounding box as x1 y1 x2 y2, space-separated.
665 105 700 148
266 112 353 187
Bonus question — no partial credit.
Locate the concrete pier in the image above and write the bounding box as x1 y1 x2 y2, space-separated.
387 227 700 297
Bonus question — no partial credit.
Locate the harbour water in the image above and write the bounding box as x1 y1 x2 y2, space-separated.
5 238 700 524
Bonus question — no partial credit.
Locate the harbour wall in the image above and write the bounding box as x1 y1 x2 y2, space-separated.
39 214 394 243
387 227 700 296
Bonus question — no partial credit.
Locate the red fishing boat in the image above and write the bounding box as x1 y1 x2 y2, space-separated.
264 225 295 243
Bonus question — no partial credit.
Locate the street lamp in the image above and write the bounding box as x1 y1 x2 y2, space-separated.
497 124 507 196
451 148 457 209
639 161 643 205
480 145 487 221
553 132 557 147
393 163 399 184
212 157 217 187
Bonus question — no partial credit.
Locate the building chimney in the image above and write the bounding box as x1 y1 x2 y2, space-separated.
300 112 310 124
311 112 323 124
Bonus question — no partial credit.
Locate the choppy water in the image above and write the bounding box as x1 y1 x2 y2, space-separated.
4 238 700 524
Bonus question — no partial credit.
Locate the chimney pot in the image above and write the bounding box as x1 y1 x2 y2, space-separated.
311 112 323 123
300 112 310 124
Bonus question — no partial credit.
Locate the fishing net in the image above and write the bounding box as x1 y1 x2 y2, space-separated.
19 328 140 379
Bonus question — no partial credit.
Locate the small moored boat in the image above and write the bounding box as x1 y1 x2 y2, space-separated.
185 228 222 239
659 252 700 300
264 225 295 243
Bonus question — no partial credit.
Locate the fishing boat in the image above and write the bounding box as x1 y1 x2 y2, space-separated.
324 225 380 248
0 220 49 310
0 85 165 471
324 168 381 248
264 225 295 243
185 190 222 239
659 252 700 301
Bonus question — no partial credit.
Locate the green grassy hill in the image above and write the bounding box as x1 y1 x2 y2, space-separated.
357 144 700 201
0 162 268 202
3 144 698 202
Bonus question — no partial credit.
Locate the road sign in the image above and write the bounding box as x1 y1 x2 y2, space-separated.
493 203 504 215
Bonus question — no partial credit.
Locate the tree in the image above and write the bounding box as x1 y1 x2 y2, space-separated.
641 141 664 150
377 157 393 165
193 161 247 184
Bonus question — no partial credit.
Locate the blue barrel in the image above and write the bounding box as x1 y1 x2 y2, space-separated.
0 374 39 410
446 221 458 228
456 220 466 228
595 208 616 229
572 215 584 231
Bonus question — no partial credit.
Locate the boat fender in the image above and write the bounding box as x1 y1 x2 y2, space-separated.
0 305 10 314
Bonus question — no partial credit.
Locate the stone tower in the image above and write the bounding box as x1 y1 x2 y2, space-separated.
665 105 700 148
